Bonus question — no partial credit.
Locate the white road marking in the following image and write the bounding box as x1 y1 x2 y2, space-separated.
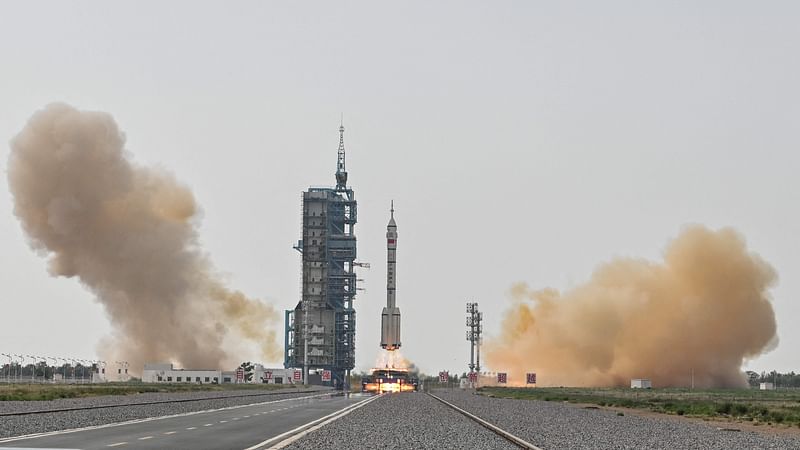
220 420 228 423
245 394 382 450
0 393 331 445
163 431 177 435
203 423 213 427
233 417 240 420
244 415 250 418
137 436 153 440
107 443 128 447
186 427 197 430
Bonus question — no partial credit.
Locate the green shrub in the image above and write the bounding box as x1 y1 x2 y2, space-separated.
716 402 733 415
732 404 750 416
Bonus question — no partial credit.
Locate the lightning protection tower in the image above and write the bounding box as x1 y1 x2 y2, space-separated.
466 302 483 385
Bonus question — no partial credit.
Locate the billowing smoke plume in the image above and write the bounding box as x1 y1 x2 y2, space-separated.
485 226 778 388
8 103 280 372
375 350 419 375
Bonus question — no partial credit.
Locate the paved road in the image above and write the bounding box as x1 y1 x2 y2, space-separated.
0 393 371 450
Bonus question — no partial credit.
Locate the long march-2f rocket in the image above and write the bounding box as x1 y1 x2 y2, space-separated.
380 202 401 351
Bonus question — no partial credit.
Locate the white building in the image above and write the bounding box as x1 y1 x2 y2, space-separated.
142 363 221 384
253 365 298 385
631 378 652 389
760 382 776 390
142 363 299 384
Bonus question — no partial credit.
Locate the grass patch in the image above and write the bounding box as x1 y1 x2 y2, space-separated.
0 382 299 401
477 386 800 427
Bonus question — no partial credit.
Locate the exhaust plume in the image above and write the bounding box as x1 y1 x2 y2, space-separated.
485 226 778 388
8 103 280 372
375 350 418 374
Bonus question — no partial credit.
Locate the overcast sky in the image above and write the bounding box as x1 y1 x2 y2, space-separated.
1 1 798 376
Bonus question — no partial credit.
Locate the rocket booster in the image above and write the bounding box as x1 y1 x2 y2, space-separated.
380 202 401 351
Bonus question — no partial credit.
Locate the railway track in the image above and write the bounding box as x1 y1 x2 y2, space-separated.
428 392 543 450
0 389 322 417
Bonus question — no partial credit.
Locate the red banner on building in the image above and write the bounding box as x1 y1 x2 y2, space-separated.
526 373 537 384
322 370 331 382
468 372 478 382
497 372 507 383
439 371 449 383
293 370 302 381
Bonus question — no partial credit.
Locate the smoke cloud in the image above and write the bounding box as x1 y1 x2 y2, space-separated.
375 350 418 375
485 226 778 388
8 103 280 372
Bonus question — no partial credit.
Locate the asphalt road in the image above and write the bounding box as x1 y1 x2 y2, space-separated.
0 392 371 450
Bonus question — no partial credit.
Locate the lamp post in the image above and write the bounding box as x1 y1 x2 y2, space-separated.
48 357 58 383
26 355 36 383
80 359 88 383
11 354 21 383
70 359 78 384
1 354 11 383
17 355 26 383
41 356 49 383
61 358 68 384
15 355 25 383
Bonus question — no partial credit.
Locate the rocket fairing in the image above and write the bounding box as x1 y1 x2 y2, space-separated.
380 202 401 351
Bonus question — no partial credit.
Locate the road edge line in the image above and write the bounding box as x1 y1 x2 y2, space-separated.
0 393 332 444
243 394 383 450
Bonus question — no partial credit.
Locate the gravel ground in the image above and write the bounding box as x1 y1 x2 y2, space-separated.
287 392 517 450
433 389 800 450
0 388 326 438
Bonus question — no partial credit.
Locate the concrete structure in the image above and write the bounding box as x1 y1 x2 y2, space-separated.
142 363 221 384
285 123 359 388
760 382 776 390
631 378 652 389
380 203 401 351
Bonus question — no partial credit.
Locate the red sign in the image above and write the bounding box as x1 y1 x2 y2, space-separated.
468 372 478 382
497 373 507 384
526 373 537 384
264 371 272 380
438 371 448 383
293 370 302 381
236 368 244 382
322 370 331 382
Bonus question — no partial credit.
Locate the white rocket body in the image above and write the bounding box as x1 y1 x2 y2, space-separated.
380 204 401 351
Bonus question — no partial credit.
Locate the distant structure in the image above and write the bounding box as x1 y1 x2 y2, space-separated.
284 122 358 388
631 378 652 389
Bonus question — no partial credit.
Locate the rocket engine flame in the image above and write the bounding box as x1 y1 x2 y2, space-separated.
485 226 778 388
7 103 281 373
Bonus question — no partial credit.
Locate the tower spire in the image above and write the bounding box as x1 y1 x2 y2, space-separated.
335 118 347 190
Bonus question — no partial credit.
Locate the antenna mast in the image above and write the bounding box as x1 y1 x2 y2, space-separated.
335 118 348 190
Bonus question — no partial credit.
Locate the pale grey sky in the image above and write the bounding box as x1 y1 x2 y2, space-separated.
1 1 798 375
